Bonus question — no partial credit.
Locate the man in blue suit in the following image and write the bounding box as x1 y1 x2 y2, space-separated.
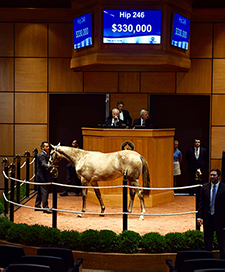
197 168 225 258
35 141 52 214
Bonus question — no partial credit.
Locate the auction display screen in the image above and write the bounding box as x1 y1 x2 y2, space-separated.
171 13 190 50
73 12 92 49
103 10 161 44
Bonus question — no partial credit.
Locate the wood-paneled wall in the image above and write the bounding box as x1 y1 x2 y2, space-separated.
1 8 225 190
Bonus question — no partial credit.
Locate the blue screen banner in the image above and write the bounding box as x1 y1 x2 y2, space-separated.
171 13 190 50
103 10 161 44
73 12 92 49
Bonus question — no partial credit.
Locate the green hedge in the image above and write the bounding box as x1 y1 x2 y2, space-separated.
0 216 219 253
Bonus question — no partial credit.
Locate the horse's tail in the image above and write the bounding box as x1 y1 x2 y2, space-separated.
140 156 150 196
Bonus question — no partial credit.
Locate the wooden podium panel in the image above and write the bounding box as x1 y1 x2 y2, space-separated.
82 128 175 208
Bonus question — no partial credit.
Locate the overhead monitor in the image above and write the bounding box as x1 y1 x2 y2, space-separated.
73 12 93 49
103 10 161 44
171 12 190 50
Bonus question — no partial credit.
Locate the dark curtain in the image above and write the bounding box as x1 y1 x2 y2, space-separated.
49 94 106 186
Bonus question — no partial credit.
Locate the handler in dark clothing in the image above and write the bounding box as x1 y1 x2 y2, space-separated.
60 140 82 196
197 168 225 258
35 141 52 213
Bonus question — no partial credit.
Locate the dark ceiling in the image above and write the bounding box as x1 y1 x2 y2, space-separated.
0 0 224 9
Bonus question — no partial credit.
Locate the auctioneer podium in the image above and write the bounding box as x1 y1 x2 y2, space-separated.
82 127 175 207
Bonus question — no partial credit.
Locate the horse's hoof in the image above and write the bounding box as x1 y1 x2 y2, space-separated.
77 213 82 218
139 215 144 220
99 214 105 217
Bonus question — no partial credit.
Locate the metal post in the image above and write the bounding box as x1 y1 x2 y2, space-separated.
15 154 21 203
2 158 9 216
196 188 200 231
24 151 30 197
222 228 225 259
33 148 38 191
123 170 128 232
9 163 16 222
52 179 57 228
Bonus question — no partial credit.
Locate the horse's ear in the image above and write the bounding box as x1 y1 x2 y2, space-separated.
57 142 61 146
50 144 55 149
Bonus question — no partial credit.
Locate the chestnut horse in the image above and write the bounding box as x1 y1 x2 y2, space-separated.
49 144 150 216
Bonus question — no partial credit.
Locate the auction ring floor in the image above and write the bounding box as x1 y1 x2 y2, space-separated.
14 194 197 235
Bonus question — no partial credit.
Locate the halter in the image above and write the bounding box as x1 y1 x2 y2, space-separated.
49 148 58 165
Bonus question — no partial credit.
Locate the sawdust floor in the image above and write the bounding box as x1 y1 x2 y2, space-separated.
13 194 199 235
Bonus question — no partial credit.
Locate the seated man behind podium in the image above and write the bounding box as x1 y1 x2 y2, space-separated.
106 108 124 128
107 101 132 128
132 109 154 129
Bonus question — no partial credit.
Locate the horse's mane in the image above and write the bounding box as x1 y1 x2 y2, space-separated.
56 145 89 166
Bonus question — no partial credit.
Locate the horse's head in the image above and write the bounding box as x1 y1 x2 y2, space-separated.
49 143 63 166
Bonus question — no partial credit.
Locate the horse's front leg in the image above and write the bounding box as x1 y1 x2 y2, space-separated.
92 181 105 216
78 177 88 217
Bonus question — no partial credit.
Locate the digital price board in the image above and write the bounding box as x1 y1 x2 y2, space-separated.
171 12 190 50
103 10 161 44
73 12 93 49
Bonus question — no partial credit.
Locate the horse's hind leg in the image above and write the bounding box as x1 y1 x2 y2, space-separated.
128 180 146 213
128 188 136 213
137 189 146 213
92 182 105 216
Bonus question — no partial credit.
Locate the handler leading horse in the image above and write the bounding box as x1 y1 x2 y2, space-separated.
49 144 150 216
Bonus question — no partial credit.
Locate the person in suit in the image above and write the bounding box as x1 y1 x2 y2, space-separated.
60 139 82 197
107 101 132 128
186 138 208 195
35 141 52 214
132 109 154 129
106 108 124 128
197 168 225 258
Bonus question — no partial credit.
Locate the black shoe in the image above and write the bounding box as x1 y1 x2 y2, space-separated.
60 192 68 196
43 208 52 214
35 206 42 211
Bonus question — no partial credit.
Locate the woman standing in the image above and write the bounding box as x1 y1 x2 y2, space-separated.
173 140 182 187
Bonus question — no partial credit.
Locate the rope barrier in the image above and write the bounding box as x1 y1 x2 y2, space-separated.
29 174 35 181
2 192 198 217
20 161 26 169
19 157 35 168
30 158 35 164
2 170 203 191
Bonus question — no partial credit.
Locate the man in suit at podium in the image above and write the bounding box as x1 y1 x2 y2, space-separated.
107 101 132 128
132 109 154 129
186 138 208 196
106 108 124 128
